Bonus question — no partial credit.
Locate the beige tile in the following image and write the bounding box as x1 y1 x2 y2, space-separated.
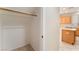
13 44 34 51
60 37 79 51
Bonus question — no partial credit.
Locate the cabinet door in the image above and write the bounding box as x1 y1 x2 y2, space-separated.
62 30 75 44
60 16 71 24
76 28 79 36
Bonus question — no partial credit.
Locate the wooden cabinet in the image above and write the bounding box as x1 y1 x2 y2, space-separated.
62 30 75 45
76 28 79 36
60 16 71 24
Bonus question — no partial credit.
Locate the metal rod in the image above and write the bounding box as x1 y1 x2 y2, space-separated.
0 8 37 16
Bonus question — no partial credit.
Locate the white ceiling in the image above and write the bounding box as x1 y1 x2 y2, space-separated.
4 7 38 14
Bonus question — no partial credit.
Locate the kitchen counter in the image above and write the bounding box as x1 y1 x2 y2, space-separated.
62 28 76 31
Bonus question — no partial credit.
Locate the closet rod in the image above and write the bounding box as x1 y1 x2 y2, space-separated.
0 8 37 16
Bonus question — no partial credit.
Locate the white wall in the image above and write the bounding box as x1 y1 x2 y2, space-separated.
44 7 59 51
72 14 79 27
30 8 42 51
0 9 32 50
0 15 2 50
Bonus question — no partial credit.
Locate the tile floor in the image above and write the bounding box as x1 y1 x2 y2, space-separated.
60 37 79 51
13 44 34 51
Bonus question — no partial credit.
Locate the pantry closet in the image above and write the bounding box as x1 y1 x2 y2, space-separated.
0 7 42 51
